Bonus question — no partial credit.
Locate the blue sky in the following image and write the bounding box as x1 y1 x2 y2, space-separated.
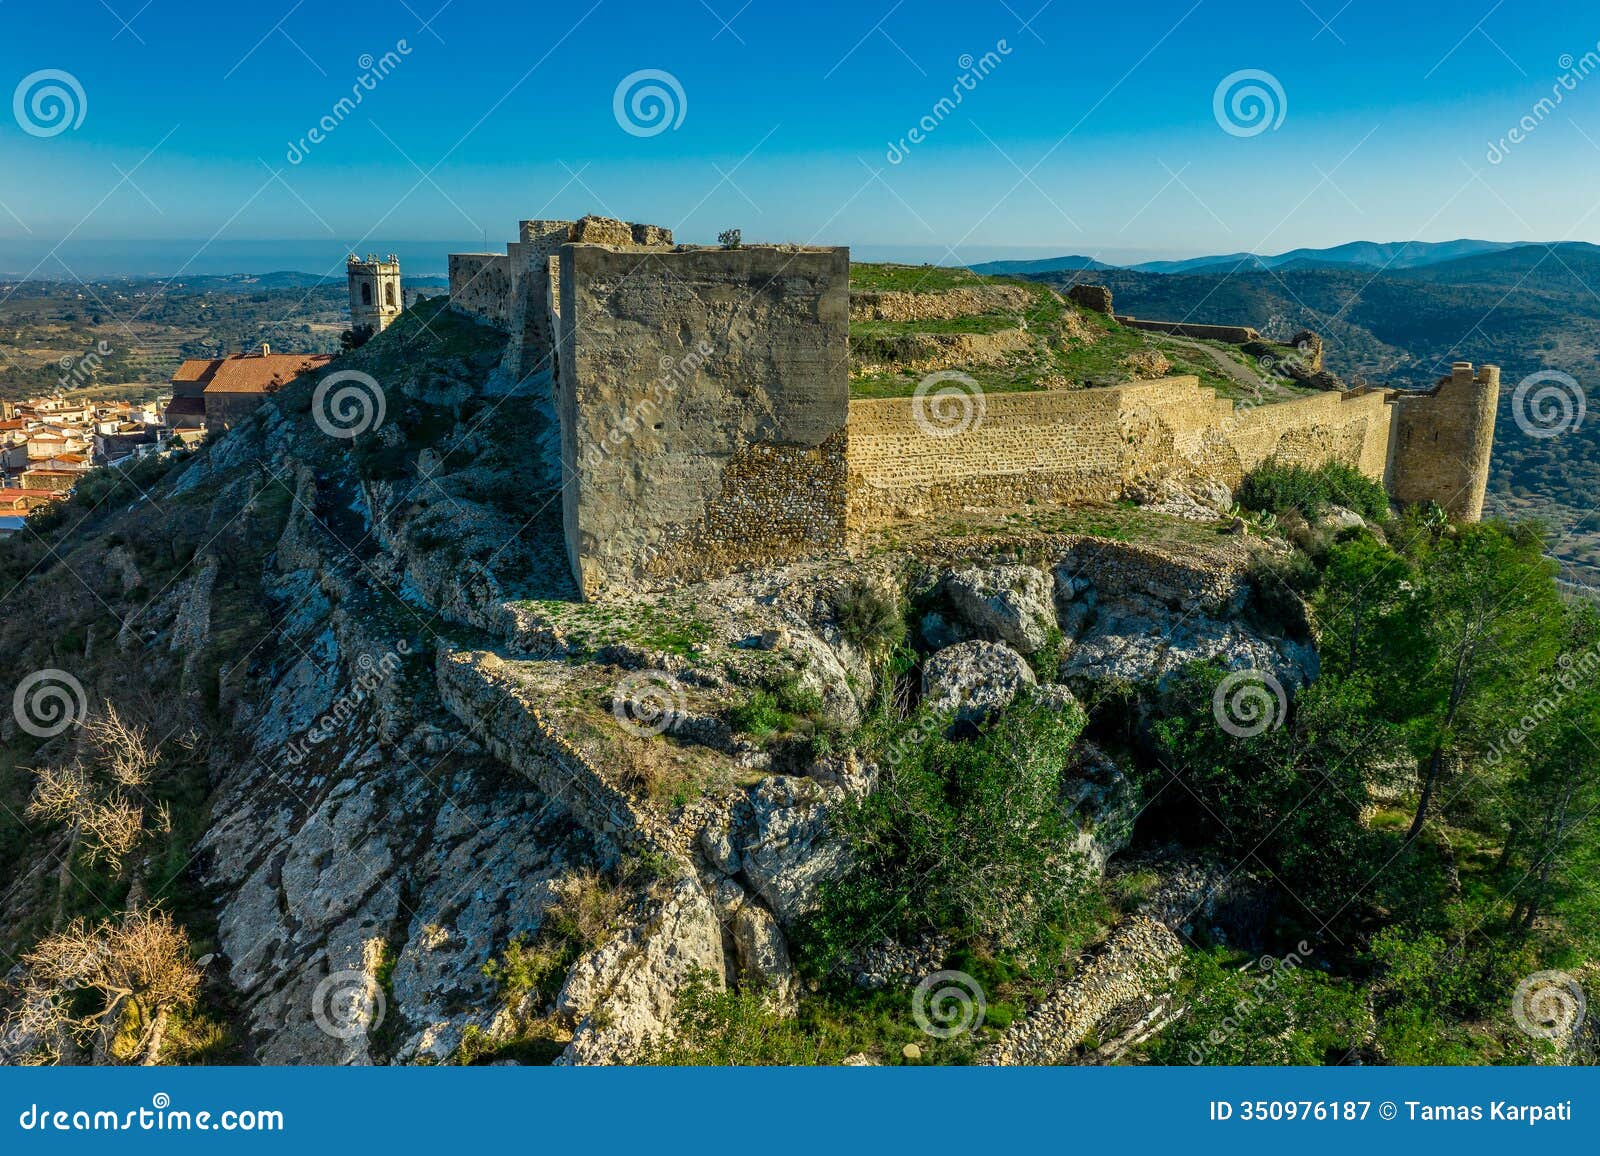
2 0 1600 272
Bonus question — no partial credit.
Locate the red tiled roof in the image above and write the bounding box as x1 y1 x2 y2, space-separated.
172 359 220 383
202 352 334 394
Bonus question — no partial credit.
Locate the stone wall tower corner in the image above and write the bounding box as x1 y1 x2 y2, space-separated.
1388 360 1499 521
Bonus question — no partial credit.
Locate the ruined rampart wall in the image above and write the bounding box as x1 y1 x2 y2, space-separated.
1116 317 1262 343
446 253 511 327
845 378 1398 531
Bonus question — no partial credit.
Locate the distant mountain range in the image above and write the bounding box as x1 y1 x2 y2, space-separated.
968 239 1563 277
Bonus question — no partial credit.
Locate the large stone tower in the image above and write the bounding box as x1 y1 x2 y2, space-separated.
1389 361 1500 521
347 253 402 334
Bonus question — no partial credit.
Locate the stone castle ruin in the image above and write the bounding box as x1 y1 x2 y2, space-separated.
448 216 1498 599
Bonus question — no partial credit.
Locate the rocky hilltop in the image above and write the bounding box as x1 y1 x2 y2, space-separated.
0 295 1587 1067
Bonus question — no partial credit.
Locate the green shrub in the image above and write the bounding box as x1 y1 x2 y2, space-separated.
1147 948 1366 1065
801 694 1098 972
1238 459 1390 522
832 579 906 659
727 671 826 740
643 969 826 1065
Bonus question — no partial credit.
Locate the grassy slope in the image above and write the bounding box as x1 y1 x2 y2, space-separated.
847 262 1296 403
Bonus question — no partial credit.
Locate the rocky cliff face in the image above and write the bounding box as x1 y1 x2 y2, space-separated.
0 302 1306 1065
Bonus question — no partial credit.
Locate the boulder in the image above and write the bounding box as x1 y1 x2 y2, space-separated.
730 901 800 1016
732 776 850 926
1315 504 1367 533
1058 593 1317 694
922 640 1036 723
944 564 1057 654
1119 349 1172 379
783 627 864 729
1065 743 1140 871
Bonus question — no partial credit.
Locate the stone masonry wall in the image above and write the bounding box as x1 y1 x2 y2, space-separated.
446 253 511 327
1389 362 1500 520
450 218 674 381
845 376 1397 531
1116 317 1261 343
557 243 851 598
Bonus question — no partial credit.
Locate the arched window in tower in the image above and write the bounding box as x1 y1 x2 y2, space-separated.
385 283 397 307
361 283 373 305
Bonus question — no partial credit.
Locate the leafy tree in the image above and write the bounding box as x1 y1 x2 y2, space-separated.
804 695 1098 971
1497 607 1600 944
1149 667 1394 922
1313 533 1419 683
1397 523 1563 842
1367 926 1537 1064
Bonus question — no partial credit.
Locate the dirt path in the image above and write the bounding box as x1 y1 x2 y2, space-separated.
1157 335 1300 402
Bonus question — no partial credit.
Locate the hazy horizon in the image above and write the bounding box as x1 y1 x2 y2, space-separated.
0 234 1575 281
5 0 1600 285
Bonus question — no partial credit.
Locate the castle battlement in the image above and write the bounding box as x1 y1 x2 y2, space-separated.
449 220 1499 598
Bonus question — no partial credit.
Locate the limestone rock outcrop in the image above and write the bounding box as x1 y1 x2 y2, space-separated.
944 564 1058 654
556 876 727 1064
921 639 1037 722
730 775 850 926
